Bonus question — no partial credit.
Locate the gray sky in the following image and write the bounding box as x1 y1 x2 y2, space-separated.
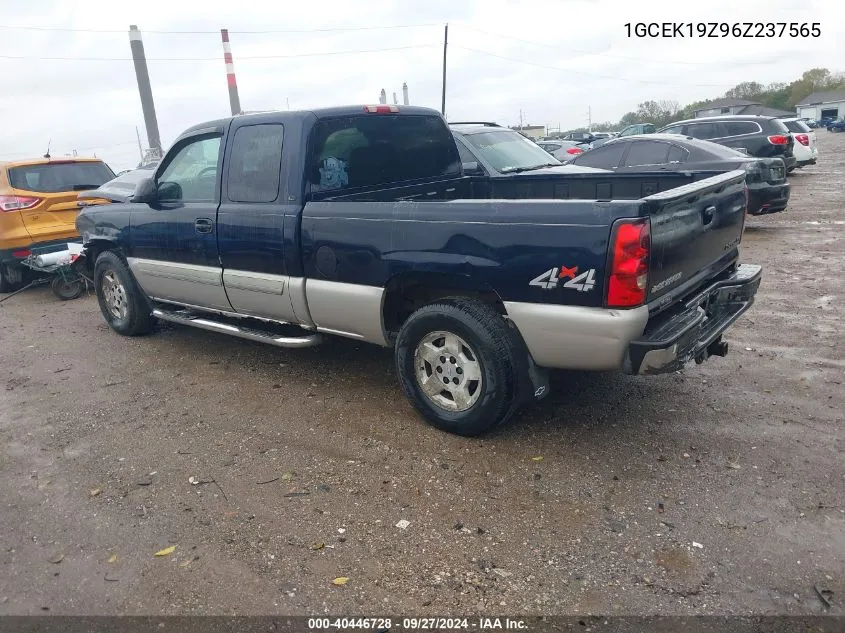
1 0 840 171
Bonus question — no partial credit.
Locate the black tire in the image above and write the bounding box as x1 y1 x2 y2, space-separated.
51 276 84 301
94 250 156 336
395 297 521 436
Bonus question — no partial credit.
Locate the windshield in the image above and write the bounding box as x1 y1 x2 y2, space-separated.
463 130 561 172
8 161 115 193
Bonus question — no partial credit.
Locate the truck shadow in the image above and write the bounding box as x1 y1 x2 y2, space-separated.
491 369 672 439
153 322 684 444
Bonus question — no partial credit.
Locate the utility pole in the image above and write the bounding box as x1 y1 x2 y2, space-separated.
441 23 448 116
128 25 162 155
221 29 242 116
587 106 592 132
286 97 290 111
519 109 524 130
135 126 144 162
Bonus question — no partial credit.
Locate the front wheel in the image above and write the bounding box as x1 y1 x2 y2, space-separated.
94 251 156 336
395 298 521 436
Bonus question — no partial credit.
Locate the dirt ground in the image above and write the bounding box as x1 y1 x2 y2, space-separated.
1 133 843 618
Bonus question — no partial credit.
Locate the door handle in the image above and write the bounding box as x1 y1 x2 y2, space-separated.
195 218 213 234
701 205 716 225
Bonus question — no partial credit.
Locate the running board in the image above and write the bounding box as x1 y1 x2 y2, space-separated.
152 308 323 349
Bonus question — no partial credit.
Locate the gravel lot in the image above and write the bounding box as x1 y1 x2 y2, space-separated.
1 133 843 617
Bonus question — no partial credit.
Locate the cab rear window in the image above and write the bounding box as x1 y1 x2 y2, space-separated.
309 114 460 192
8 161 115 193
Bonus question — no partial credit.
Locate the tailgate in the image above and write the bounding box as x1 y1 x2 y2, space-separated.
641 170 747 307
16 192 87 236
754 157 786 184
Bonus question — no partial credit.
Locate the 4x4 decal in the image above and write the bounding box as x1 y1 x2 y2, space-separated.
529 266 596 292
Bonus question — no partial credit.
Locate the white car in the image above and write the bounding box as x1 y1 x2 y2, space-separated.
781 117 818 169
537 140 590 161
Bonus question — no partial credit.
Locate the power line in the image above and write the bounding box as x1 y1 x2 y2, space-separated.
0 43 437 61
453 45 735 88
1 140 140 159
0 23 440 34
457 25 766 67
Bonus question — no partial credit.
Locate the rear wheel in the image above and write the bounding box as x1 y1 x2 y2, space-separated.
395 298 521 436
94 251 156 335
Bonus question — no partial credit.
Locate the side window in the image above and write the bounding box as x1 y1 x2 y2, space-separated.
623 141 670 167
667 145 689 163
158 135 222 202
686 123 719 140
309 114 460 192
724 121 760 136
572 142 626 168
455 141 476 164
661 125 685 135
227 124 284 203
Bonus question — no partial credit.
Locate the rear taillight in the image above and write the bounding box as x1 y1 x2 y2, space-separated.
566 147 583 155
767 135 789 145
363 105 399 113
12 249 32 258
0 195 41 212
795 133 810 146
606 218 650 308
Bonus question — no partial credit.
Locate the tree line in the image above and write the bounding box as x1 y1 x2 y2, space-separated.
572 68 845 134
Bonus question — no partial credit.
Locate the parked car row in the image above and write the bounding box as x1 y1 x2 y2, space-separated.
450 121 792 216
658 115 797 171
565 134 791 215
531 112 826 217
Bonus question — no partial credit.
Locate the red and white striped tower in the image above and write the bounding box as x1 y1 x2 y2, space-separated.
221 29 242 115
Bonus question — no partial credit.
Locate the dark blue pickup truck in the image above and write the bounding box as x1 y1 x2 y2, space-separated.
77 105 762 435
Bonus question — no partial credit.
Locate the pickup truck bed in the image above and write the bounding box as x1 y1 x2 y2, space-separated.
77 105 761 435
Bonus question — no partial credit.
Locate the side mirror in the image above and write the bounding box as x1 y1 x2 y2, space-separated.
131 177 157 203
462 161 483 175
157 181 182 201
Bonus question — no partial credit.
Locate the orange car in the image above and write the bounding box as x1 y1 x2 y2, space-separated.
0 157 114 292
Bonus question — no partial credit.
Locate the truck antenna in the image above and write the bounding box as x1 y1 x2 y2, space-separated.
44 139 51 159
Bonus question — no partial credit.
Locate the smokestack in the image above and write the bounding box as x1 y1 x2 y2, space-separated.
221 29 242 115
379 89 387 105
128 25 162 154
402 82 409 105
393 92 398 105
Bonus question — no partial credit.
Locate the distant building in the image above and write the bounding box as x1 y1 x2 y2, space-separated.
694 99 793 119
694 98 759 117
510 124 545 139
795 90 845 121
